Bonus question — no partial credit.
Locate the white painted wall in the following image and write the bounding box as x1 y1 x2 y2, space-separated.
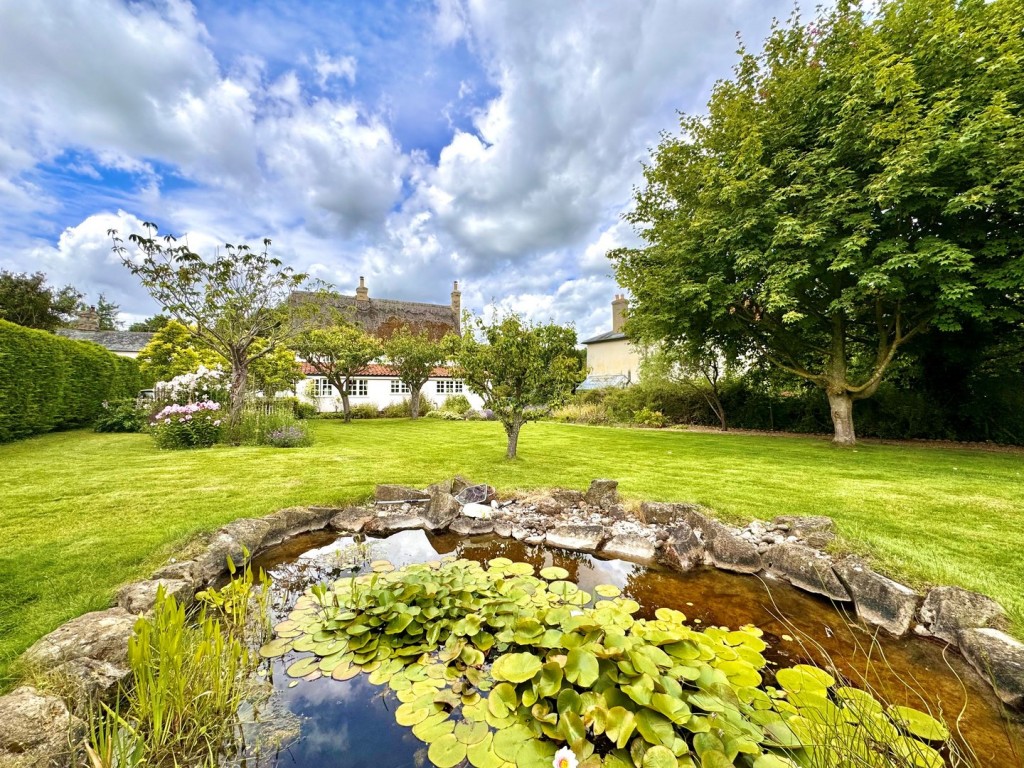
296 376 485 413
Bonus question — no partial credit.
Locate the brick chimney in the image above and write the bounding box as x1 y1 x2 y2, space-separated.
75 306 100 331
355 276 369 305
612 294 628 333
450 280 461 317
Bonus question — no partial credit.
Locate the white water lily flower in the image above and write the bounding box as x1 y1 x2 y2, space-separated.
553 747 578 768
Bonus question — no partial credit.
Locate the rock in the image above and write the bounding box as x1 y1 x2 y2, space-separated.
919 586 1007 645
374 484 430 503
194 531 245 581
424 492 461 530
706 523 763 574
605 504 629 521
450 475 477 495
493 520 513 538
328 507 376 533
545 525 607 553
150 559 199 583
549 488 586 506
220 517 272 553
764 543 849 601
523 534 546 545
833 559 919 636
364 511 425 534
640 501 701 525
957 628 1024 710
532 496 565 516
0 686 84 767
772 515 836 549
601 535 657 563
658 523 703 572
584 479 619 510
450 518 495 536
51 657 130 705
462 503 493 519
117 578 195 615
261 506 334 547
24 608 136 670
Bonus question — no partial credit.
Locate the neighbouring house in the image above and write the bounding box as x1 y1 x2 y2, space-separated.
55 308 154 358
289 278 484 413
578 295 644 390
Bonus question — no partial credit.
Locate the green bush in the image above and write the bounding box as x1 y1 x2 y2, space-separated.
348 403 380 419
631 407 666 427
380 397 434 418
294 400 319 420
94 399 148 433
151 401 223 449
550 402 610 425
440 394 472 413
424 409 463 420
0 319 144 443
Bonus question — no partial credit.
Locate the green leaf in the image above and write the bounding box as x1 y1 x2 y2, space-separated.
887 706 950 742
565 648 600 687
493 652 544 683
635 708 675 748
428 733 468 768
642 745 676 768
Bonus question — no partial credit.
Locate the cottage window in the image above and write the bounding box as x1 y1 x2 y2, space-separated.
390 380 410 394
435 379 464 394
349 379 369 397
312 378 334 397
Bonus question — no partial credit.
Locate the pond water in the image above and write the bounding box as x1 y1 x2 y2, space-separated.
245 529 1023 766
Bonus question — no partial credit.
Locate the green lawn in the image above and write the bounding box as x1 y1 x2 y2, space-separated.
1 419 1022 689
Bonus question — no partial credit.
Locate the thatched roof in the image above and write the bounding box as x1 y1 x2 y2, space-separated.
56 329 154 353
289 290 459 341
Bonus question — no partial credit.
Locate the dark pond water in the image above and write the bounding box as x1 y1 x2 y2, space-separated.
244 530 1024 767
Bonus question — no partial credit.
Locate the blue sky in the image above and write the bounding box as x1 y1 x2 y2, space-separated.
0 0 793 337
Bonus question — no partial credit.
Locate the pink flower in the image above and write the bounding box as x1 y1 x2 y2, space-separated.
164 418 171 425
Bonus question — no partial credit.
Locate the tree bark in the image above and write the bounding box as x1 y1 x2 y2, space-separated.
410 386 421 419
228 355 248 436
827 390 856 446
340 391 351 423
504 419 522 459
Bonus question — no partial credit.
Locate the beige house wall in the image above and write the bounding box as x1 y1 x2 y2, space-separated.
586 339 643 382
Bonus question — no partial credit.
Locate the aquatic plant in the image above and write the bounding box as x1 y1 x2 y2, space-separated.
261 557 959 768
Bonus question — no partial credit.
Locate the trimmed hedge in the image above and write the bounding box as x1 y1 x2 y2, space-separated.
0 320 144 442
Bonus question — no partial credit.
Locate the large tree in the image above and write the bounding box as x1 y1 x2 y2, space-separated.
383 327 447 419
129 314 170 332
294 322 383 421
448 313 585 459
0 271 81 331
611 0 1024 445
111 223 308 430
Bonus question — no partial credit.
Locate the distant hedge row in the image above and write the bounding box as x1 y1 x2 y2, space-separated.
0 319 145 443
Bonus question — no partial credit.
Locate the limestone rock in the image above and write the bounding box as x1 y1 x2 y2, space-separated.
328 507 376 533
546 525 607 553
117 578 195 615
150 559 199 583
834 559 919 636
584 479 619 510
424 491 461 530
492 520 513 538
24 608 136 669
773 515 836 549
462 503 492 519
549 488 586 507
706 523 762 574
261 506 334 547
194 531 245 581
451 518 496 536
957 628 1024 710
601 535 657 563
532 496 565 516
52 657 130 705
374 484 430 502
919 586 1007 644
0 686 84 767
640 502 701 525
658 523 704 572
450 475 477 495
220 517 271 552
764 543 850 601
364 511 425 534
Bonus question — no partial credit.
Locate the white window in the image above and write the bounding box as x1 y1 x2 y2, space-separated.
435 379 464 394
348 379 368 397
312 378 334 397
390 380 410 394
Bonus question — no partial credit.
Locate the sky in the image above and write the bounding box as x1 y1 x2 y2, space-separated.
0 0 794 339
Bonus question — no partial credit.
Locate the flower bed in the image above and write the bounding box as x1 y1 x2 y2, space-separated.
151 400 223 449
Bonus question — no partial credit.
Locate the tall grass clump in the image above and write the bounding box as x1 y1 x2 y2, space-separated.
550 402 610 424
230 399 311 447
85 560 269 768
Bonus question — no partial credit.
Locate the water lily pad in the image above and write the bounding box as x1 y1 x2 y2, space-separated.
515 738 557 768
565 648 600 687
641 745 676 768
258 638 292 658
887 706 950 742
775 664 834 695
467 733 503 768
371 559 395 573
428 733 468 768
595 584 621 598
493 724 534 761
540 566 570 580
285 656 320 678
330 662 360 681
492 652 543 684
454 720 490 745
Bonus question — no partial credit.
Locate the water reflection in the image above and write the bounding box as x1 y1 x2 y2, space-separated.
248 530 1023 766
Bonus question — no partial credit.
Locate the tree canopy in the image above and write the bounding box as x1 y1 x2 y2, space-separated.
448 313 585 458
0 271 81 331
611 0 1024 445
111 223 308 431
293 318 383 421
383 327 448 419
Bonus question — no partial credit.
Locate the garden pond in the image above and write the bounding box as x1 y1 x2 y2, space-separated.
239 529 1024 767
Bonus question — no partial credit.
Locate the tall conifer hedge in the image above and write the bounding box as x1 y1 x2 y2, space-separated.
0 319 144 442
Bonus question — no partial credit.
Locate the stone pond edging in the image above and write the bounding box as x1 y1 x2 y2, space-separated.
2 477 1022 766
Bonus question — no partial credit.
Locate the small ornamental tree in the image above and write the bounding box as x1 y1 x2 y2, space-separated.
111 223 308 431
294 323 383 421
137 320 224 385
383 327 446 419
448 313 585 459
249 345 304 397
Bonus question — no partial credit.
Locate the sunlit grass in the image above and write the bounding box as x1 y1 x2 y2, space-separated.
1 419 1022 688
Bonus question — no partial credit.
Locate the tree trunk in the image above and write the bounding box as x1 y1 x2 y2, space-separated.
410 386 421 419
827 390 856 446
341 391 351 423
504 419 522 459
228 356 248 436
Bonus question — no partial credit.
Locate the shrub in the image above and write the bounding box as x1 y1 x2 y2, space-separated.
424 409 463 420
154 365 226 405
0 319 144 442
550 402 610 425
266 423 312 447
348 403 380 420
380 396 434 419
631 407 666 428
294 400 319 420
440 394 472 413
94 399 148 433
150 401 223 449
230 401 312 446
